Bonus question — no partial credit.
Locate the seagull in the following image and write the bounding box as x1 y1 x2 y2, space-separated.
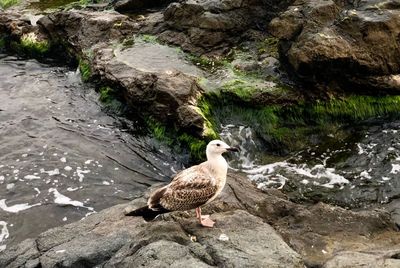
125 140 239 227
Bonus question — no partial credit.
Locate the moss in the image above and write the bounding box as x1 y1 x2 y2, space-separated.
12 32 50 56
79 59 91 82
28 0 78 10
257 37 279 58
140 34 159 44
187 54 229 72
177 133 207 161
145 115 212 162
0 37 5 50
0 0 19 9
204 93 400 153
98 86 115 103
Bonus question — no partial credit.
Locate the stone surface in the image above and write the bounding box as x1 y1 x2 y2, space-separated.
38 10 138 52
1 173 400 267
269 0 400 92
159 0 292 53
114 0 178 13
92 42 206 135
323 248 400 268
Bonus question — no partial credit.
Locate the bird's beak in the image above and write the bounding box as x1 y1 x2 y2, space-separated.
226 147 240 152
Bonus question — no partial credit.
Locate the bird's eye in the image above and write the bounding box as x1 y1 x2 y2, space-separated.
216 143 220 147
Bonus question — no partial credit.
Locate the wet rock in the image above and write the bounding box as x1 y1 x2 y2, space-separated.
92 42 206 136
323 248 400 268
38 10 138 52
1 173 400 267
269 0 400 92
160 0 292 54
114 0 177 13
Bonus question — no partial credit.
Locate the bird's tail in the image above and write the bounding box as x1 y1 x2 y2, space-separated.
125 205 169 221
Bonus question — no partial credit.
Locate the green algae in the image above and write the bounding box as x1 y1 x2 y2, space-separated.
0 0 19 9
79 59 91 82
202 93 400 153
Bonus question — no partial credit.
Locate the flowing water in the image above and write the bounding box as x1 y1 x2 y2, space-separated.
222 122 400 208
1 52 400 253
0 55 182 251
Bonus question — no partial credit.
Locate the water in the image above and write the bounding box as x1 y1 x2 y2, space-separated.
221 122 400 208
0 55 181 251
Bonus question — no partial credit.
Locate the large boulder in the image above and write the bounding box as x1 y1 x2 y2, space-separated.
159 0 293 53
2 173 400 267
269 0 400 92
38 10 139 52
0 174 304 268
114 0 178 13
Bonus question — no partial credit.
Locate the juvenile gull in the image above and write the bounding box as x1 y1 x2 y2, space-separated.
126 140 239 227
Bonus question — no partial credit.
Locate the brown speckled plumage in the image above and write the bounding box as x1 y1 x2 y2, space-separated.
149 163 218 211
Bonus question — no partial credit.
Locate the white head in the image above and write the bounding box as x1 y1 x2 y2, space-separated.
206 140 239 160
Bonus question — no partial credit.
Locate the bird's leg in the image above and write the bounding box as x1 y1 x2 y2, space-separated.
195 207 215 228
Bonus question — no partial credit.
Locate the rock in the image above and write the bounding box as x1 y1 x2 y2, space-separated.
323 248 400 268
38 10 138 52
114 0 177 13
160 0 292 53
91 41 206 136
0 175 304 268
269 0 400 92
2 173 400 267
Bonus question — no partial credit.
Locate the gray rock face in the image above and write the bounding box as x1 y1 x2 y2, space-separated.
2 173 400 268
38 10 139 52
159 0 292 53
0 190 304 267
114 0 178 12
92 42 206 135
269 0 400 92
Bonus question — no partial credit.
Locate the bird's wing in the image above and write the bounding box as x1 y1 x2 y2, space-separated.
160 166 218 211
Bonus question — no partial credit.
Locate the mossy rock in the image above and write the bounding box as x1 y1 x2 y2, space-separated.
10 32 50 57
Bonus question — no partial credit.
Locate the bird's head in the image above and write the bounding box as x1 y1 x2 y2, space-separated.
206 140 239 159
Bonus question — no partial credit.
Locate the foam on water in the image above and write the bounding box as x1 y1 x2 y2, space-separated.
0 199 41 213
221 125 349 190
0 221 9 252
49 188 93 211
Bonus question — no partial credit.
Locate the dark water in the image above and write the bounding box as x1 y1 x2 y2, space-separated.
0 55 181 251
222 121 400 208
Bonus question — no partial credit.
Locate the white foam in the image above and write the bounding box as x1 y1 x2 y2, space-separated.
49 188 93 210
0 199 41 213
6 183 14 190
40 168 60 176
0 176 4 182
64 166 72 171
76 168 90 182
360 171 372 179
0 221 8 252
60 157 67 163
84 160 93 165
66 187 78 192
391 164 400 174
24 175 40 180
0 221 9 242
102 181 110 185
